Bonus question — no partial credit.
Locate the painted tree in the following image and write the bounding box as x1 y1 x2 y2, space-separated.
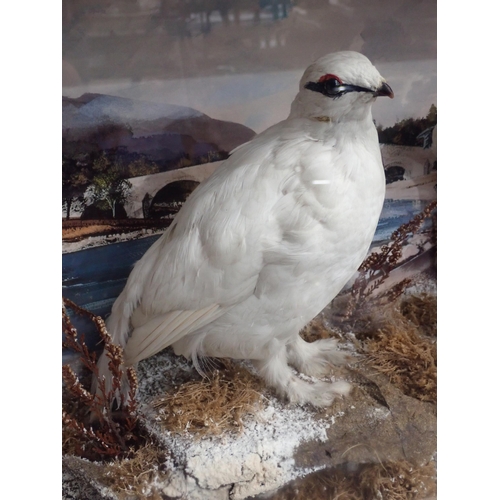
377 104 437 146
62 157 91 219
87 154 132 219
426 104 437 123
127 157 159 178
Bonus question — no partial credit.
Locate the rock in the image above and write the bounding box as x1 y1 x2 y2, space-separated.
63 348 436 499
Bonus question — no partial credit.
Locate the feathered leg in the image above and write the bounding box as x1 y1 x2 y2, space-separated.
286 336 350 378
253 340 350 407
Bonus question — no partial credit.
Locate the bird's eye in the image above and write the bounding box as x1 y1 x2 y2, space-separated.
324 78 342 96
317 74 343 96
304 74 346 98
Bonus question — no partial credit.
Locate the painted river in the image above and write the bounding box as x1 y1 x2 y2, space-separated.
62 198 432 347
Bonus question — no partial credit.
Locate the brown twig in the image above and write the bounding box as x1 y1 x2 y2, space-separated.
62 298 141 461
343 201 437 320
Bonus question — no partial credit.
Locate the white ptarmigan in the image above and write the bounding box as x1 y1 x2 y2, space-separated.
94 51 393 407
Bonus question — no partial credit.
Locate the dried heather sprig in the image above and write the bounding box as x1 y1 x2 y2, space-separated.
344 201 437 319
62 298 141 460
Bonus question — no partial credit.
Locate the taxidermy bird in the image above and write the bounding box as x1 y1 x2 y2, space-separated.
94 51 394 407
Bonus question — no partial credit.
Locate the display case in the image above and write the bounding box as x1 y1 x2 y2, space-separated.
62 2 437 498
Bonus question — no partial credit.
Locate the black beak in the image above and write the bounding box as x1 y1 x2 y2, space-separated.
374 82 394 99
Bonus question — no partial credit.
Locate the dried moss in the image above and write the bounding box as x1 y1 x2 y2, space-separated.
152 359 264 435
269 460 436 500
100 443 170 499
400 294 437 337
300 317 342 343
358 296 437 403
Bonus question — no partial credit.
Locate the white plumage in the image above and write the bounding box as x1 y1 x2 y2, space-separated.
95 51 393 407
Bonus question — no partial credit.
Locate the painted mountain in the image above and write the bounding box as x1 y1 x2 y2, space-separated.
62 93 256 171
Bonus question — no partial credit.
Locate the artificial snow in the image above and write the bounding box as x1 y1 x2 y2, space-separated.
136 350 337 499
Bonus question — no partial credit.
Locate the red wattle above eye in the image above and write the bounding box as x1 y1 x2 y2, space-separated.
318 74 343 84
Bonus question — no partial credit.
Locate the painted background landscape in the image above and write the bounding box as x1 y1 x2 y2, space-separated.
62 0 437 346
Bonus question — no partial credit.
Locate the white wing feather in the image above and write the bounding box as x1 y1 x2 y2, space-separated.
124 304 224 365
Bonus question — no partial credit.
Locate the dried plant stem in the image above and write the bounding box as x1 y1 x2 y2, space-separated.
344 201 437 319
62 297 141 460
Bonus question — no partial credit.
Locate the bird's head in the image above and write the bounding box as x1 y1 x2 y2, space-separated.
289 51 393 123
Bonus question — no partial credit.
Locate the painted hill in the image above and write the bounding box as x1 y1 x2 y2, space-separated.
62 93 256 170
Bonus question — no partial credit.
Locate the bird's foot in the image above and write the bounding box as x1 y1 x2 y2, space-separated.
287 337 350 378
285 377 351 407
254 344 350 407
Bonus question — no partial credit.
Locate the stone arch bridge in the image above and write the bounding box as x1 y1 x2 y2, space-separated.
124 144 436 218
124 161 223 218
380 144 436 183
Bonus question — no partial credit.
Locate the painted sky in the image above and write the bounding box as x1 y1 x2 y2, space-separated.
63 0 436 131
